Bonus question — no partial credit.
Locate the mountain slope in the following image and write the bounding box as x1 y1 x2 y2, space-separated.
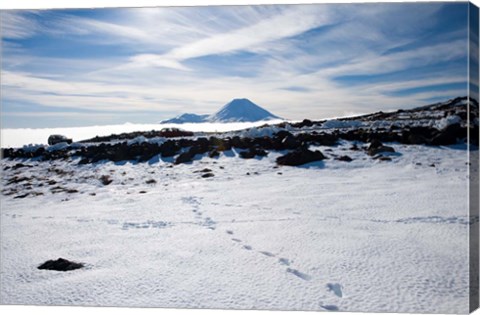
208 98 282 122
160 113 209 124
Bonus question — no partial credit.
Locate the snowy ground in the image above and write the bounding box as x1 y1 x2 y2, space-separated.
0 140 474 313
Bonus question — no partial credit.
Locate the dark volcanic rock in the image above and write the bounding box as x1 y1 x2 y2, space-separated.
291 119 314 128
208 149 220 158
407 133 429 145
194 168 212 173
231 136 255 149
159 141 181 157
430 123 466 145
78 158 90 165
239 148 268 159
368 139 383 150
210 137 231 151
14 193 29 199
38 258 84 271
280 134 300 150
99 175 113 185
276 148 325 166
174 151 195 164
406 126 436 142
374 155 392 161
367 140 395 156
12 163 33 170
336 155 353 162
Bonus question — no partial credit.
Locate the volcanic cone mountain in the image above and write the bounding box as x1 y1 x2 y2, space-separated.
160 98 282 123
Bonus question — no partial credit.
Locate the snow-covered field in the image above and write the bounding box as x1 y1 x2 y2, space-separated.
0 139 474 313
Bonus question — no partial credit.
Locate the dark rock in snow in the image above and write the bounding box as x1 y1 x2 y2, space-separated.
208 149 220 158
408 126 437 138
190 137 211 155
194 168 212 173
281 134 300 150
38 258 84 271
336 155 353 162
201 173 215 178
368 145 395 156
14 193 29 199
407 133 429 145
187 144 209 160
78 158 90 165
210 137 231 151
276 148 325 166
300 119 314 127
12 163 33 170
99 175 113 185
376 156 392 161
174 151 195 164
239 148 268 159
368 139 383 150
367 140 395 156
274 130 293 140
160 141 181 157
430 123 466 145
230 136 252 149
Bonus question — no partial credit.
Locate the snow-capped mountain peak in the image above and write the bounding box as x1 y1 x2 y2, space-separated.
160 99 282 124
208 98 281 123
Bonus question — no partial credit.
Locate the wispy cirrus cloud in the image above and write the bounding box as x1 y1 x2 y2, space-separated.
1 11 40 39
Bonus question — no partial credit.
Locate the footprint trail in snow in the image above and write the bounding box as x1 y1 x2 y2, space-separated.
182 195 342 309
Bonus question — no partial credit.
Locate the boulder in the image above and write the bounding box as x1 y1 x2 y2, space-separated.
194 168 212 173
336 155 353 162
367 140 395 156
281 134 300 150
239 148 268 159
276 148 325 166
210 137 232 151
159 141 180 157
208 149 220 158
99 175 113 185
407 133 429 145
430 123 466 145
174 151 195 164
230 136 251 149
38 258 84 271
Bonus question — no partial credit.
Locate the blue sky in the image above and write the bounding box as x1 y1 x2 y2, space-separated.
0 2 472 128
